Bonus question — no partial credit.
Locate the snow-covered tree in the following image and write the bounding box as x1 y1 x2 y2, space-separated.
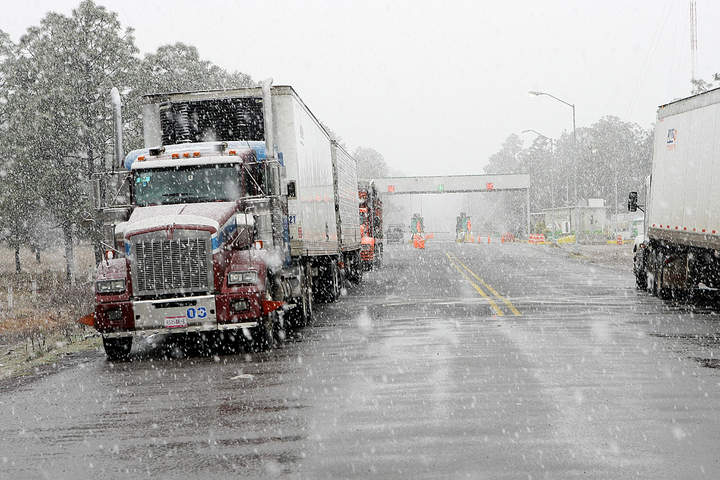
353 146 389 180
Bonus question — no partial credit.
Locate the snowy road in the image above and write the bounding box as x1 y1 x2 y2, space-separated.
2 242 720 479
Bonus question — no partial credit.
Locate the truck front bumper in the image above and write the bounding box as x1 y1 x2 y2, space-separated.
98 293 261 338
103 321 259 338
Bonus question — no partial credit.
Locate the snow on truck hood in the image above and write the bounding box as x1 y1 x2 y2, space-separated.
123 202 237 238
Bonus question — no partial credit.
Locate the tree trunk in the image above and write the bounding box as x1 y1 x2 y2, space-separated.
63 224 75 283
14 245 21 274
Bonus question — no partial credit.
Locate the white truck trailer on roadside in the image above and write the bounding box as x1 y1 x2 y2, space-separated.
629 87 720 298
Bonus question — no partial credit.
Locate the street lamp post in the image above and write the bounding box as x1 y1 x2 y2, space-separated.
529 91 577 204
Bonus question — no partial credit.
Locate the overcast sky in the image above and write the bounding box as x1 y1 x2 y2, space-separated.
4 0 718 176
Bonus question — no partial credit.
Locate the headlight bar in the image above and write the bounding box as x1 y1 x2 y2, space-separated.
96 279 126 294
227 271 258 286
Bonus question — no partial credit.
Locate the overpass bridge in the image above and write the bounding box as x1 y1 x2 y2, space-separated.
371 173 531 235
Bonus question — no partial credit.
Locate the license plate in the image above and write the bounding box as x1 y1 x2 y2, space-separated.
164 316 188 328
134 295 217 330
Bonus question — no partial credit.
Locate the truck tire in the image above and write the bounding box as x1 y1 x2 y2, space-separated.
252 313 276 351
374 245 383 269
330 260 341 301
103 337 132 361
297 278 314 326
347 253 361 284
655 261 672 300
316 259 340 303
633 248 647 290
289 263 314 328
635 270 647 290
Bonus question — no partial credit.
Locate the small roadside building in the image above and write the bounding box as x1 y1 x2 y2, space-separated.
542 198 608 234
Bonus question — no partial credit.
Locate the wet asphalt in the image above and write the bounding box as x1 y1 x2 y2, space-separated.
2 241 720 479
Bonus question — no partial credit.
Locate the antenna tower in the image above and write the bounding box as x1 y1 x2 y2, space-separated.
690 0 698 82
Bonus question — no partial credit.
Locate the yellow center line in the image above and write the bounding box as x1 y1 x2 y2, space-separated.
447 252 522 316
445 252 504 316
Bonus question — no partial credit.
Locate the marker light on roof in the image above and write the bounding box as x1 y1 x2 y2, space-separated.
137 155 146 161
228 150 237 155
193 152 201 157
171 153 179 159
183 152 190 158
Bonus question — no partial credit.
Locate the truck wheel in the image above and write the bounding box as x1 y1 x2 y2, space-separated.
317 260 340 303
330 261 341 301
649 265 659 296
252 314 276 351
655 262 671 300
296 279 314 327
290 263 315 328
635 270 647 290
634 250 647 290
374 245 383 268
103 337 132 361
347 253 361 284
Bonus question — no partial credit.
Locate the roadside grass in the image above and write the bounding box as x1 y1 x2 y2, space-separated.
0 245 99 379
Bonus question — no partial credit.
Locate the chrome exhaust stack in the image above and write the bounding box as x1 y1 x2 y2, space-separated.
111 87 124 170
260 79 275 162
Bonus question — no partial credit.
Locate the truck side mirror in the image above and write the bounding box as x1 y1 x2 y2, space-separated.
287 181 296 199
628 191 638 212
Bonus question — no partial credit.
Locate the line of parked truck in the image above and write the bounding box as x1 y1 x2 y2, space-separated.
92 83 383 360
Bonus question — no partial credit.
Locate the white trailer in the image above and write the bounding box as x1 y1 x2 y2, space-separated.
630 87 720 297
331 142 361 249
142 86 343 258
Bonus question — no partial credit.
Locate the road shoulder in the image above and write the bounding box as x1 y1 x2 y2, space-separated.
0 330 101 392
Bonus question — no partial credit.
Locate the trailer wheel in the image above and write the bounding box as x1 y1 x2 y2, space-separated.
289 263 314 328
298 278 314 326
316 259 341 303
330 260 341 301
103 337 132 362
655 259 672 300
635 271 647 290
347 253 362 284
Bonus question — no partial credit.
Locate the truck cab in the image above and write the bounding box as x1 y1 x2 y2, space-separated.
95 140 292 359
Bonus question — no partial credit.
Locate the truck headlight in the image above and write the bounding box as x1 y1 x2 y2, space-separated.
96 279 126 294
227 271 258 285
230 299 250 312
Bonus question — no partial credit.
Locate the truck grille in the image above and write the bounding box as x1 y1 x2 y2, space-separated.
133 237 211 297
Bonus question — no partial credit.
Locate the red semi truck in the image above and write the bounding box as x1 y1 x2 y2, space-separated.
358 181 383 269
93 83 363 360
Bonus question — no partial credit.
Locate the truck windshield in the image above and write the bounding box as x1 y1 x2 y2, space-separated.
133 164 242 206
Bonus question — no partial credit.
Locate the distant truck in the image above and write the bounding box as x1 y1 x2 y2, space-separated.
93 84 362 360
629 87 720 298
358 181 383 269
456 212 471 242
